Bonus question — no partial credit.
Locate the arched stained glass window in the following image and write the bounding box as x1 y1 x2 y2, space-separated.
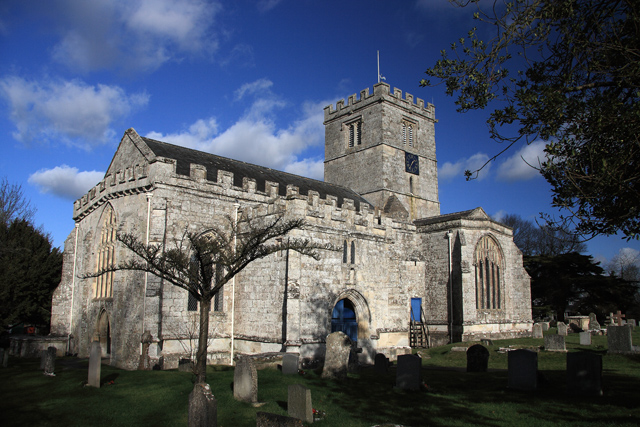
474 235 503 310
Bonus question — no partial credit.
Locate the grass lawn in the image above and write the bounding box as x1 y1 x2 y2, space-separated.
2 329 640 426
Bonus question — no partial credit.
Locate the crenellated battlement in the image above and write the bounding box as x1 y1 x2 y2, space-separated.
323 82 435 123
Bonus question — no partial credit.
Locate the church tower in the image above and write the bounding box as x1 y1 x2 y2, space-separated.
323 82 440 220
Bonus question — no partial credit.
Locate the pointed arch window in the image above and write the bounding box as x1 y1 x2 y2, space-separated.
187 250 225 312
94 205 117 299
402 120 416 146
474 235 503 310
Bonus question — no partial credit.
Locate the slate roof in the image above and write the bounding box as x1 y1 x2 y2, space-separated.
413 208 485 226
142 137 372 211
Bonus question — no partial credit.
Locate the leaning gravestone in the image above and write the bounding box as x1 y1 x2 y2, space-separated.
396 354 422 391
321 331 351 380
579 331 592 346
566 352 602 396
557 322 568 336
607 325 633 353
508 349 538 391
88 341 102 388
189 383 217 427
233 356 258 403
374 353 390 374
282 353 299 375
467 344 489 372
256 412 303 427
544 335 566 352
532 323 543 339
43 346 56 376
288 384 313 424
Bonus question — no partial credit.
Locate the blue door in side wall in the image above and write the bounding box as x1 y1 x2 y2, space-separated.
411 298 422 322
331 299 358 343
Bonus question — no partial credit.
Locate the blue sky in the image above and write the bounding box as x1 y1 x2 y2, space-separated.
1 0 637 267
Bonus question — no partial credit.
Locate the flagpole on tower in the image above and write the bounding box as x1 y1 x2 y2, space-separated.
377 50 386 83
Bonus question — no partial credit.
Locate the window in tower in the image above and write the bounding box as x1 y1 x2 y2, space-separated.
346 119 362 148
402 119 417 147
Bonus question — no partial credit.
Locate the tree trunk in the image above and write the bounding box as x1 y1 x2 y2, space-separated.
196 298 211 384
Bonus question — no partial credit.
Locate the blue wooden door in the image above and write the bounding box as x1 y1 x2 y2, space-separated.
411 298 422 322
331 299 358 343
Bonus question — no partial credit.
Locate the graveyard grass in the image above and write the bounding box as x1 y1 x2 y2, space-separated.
2 329 640 426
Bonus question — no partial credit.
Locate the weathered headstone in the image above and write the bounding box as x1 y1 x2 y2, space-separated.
544 335 566 352
508 349 538 391
532 323 543 339
374 353 390 374
88 341 102 388
466 344 489 372
607 325 633 353
43 346 56 376
395 354 422 391
588 312 598 325
627 319 637 327
557 322 568 336
282 353 299 375
256 412 303 427
540 322 550 331
234 356 258 403
179 358 195 372
288 384 313 424
589 319 601 331
138 330 153 370
566 352 602 396
189 383 217 427
39 349 48 369
579 331 592 346
321 331 351 380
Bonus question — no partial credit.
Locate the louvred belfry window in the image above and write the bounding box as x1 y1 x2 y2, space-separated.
94 205 117 299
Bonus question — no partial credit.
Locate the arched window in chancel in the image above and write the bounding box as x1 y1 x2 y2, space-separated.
474 235 503 310
94 204 117 299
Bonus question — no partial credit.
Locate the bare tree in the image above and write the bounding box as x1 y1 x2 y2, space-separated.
86 211 335 384
607 248 640 283
0 177 35 226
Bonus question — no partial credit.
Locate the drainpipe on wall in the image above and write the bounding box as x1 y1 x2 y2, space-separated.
230 202 240 366
68 222 79 354
141 192 153 355
447 230 453 343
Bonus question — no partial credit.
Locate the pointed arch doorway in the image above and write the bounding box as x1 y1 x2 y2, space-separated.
331 299 358 344
96 310 111 356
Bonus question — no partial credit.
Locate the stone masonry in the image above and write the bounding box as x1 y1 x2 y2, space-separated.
49 83 532 370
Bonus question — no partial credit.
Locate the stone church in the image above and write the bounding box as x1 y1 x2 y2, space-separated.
50 82 532 370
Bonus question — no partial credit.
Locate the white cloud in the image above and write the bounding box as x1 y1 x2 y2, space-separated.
146 82 327 180
0 76 148 148
47 0 222 72
234 78 274 101
257 0 283 12
28 165 104 200
496 140 547 182
439 152 492 181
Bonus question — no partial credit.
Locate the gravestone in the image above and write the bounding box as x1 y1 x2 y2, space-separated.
588 312 598 325
557 322 568 336
589 319 601 331
532 323 543 339
508 349 538 391
466 344 489 372
39 349 48 369
566 352 602 396
234 356 258 403
138 330 153 370
321 331 351 380
544 335 566 352
374 353 390 374
282 353 299 375
627 319 636 327
607 325 633 353
540 322 550 331
88 341 102 388
579 331 592 346
189 383 217 427
395 354 422 391
43 346 56 376
612 310 626 326
288 384 313 424
480 338 493 346
179 358 195 372
1 348 8 367
256 412 303 427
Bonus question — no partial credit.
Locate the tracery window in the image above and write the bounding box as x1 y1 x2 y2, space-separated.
474 235 503 310
94 205 117 299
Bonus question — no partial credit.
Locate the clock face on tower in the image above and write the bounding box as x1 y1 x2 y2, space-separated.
405 152 419 175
